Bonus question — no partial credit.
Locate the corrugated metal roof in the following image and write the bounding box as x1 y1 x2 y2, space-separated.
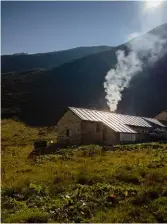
143 117 166 127
69 107 166 133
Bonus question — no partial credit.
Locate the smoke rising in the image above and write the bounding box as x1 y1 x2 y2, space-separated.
104 50 142 111
104 3 167 112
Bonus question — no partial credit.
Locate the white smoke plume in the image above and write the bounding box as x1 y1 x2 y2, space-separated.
104 2 167 112
104 50 142 111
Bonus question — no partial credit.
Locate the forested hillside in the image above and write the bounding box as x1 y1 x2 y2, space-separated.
2 23 167 126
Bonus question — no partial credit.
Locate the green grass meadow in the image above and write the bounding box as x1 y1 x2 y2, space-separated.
1 119 167 223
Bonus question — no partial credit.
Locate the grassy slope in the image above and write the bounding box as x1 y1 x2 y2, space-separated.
1 119 167 223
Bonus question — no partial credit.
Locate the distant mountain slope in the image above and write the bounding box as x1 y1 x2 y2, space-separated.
2 50 116 125
1 46 112 73
2 24 167 126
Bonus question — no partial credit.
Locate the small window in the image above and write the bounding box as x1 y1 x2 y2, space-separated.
66 129 70 137
96 123 101 133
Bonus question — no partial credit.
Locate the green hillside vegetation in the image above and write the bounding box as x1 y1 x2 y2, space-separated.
2 119 167 223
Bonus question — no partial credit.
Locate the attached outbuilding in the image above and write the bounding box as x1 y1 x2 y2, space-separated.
57 107 166 146
154 110 167 126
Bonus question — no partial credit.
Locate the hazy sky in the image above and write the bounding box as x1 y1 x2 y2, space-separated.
2 1 167 55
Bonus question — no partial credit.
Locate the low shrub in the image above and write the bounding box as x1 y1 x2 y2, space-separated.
150 197 167 223
76 168 92 185
23 183 49 199
115 168 140 184
151 197 167 208
127 207 156 223
60 154 73 161
147 160 165 168
2 197 27 211
162 187 167 197
3 208 49 223
79 145 102 157
132 188 159 205
152 143 161 149
144 171 167 185
52 185 66 195
2 187 15 197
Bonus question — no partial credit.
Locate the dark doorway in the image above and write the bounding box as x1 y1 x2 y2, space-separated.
102 126 107 142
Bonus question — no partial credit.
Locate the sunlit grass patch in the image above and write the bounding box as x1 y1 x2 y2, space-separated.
1 119 167 223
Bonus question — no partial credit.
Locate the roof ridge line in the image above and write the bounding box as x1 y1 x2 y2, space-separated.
69 106 152 119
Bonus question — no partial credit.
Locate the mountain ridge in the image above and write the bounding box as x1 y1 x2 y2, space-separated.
2 23 167 126
1 46 112 73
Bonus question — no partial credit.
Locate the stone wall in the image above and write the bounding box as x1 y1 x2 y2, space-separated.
81 121 102 144
57 110 81 145
104 127 120 145
57 110 120 146
81 121 119 145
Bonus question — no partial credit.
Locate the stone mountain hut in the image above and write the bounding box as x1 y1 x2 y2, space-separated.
57 107 166 146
